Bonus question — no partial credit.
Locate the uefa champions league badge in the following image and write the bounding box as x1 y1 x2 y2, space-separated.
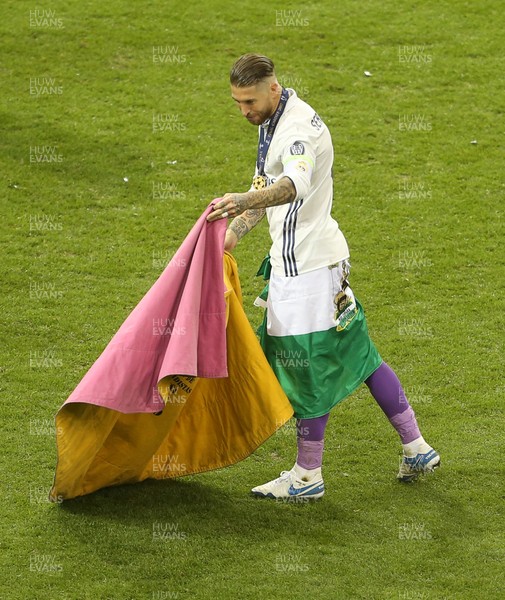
253 175 268 190
289 141 305 155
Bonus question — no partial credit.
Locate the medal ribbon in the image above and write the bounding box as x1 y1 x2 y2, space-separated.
256 87 289 176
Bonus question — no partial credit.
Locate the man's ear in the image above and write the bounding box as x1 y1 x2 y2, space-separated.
271 81 281 95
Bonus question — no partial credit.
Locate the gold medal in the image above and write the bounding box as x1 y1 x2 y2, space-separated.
252 175 268 190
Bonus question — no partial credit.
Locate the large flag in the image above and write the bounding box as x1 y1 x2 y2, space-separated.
50 205 293 501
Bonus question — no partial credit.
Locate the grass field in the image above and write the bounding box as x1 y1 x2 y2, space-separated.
1 0 504 598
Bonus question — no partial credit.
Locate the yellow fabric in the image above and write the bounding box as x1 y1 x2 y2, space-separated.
50 253 293 501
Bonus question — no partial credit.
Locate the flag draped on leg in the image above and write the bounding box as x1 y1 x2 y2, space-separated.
258 261 382 419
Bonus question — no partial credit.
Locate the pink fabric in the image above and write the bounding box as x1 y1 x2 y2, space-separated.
64 203 227 414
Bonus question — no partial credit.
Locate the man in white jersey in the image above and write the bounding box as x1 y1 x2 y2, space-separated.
207 54 439 500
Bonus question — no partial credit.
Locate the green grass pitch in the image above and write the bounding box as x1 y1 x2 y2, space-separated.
1 0 504 598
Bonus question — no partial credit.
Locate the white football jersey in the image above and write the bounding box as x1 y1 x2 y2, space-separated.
254 89 349 277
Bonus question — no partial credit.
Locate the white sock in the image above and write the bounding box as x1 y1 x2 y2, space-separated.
294 463 321 481
402 436 431 457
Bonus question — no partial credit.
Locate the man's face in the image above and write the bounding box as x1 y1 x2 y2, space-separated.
231 80 281 126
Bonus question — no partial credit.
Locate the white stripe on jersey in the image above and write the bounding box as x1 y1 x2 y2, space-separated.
282 199 303 276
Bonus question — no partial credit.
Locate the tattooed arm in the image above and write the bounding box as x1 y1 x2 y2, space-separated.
225 208 266 251
207 177 297 224
241 176 297 210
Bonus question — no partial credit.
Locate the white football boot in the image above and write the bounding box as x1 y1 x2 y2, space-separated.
397 447 440 482
251 466 324 500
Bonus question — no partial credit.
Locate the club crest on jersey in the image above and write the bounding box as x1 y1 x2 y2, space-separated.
295 160 309 172
289 141 305 155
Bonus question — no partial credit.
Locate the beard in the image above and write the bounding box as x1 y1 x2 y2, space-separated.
245 97 279 125
245 110 270 125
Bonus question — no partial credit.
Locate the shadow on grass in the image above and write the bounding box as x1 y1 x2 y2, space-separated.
51 467 470 540
48 472 352 551
57 474 327 519
41 463 487 596
59 476 239 515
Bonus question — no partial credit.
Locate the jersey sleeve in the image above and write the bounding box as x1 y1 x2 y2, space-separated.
280 138 316 201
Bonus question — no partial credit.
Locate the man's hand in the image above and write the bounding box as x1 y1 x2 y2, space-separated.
207 193 250 222
207 177 296 223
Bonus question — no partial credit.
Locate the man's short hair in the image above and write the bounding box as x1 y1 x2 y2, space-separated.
230 53 275 87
